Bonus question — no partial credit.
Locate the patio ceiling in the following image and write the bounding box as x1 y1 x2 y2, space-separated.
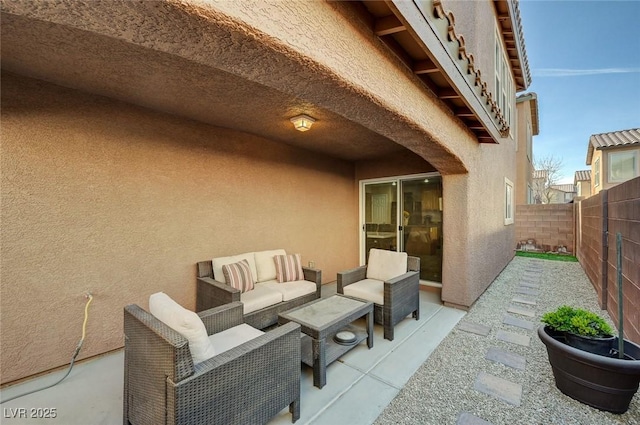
0 12 406 162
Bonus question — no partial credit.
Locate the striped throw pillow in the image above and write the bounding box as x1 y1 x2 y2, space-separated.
222 260 254 293
274 254 304 283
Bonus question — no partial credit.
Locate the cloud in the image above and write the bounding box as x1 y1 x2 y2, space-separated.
533 68 640 77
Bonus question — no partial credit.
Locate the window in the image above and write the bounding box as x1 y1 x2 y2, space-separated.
505 178 514 225
608 151 638 183
594 158 600 187
495 30 514 137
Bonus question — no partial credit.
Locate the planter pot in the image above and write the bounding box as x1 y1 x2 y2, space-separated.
538 326 640 414
564 332 615 356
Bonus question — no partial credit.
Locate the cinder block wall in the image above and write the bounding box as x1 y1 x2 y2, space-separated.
515 204 575 253
605 178 640 344
576 192 606 305
576 177 640 345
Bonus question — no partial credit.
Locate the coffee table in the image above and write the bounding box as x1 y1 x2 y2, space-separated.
278 294 374 389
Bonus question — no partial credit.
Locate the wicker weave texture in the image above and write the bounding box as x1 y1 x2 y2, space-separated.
337 255 420 341
124 302 301 425
196 260 322 329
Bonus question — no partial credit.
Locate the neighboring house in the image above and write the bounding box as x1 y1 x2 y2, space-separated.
532 169 548 203
574 170 592 198
1 0 531 383
549 184 576 204
587 128 640 194
515 92 539 204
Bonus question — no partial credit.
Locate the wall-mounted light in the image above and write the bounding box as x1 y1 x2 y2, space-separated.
290 114 316 132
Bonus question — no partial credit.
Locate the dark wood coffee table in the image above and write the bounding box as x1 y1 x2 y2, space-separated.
278 294 374 388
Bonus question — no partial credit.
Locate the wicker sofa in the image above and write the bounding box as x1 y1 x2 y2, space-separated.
124 300 301 425
197 249 322 330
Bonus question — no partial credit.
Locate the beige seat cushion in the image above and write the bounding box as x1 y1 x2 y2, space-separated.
208 323 264 355
262 279 317 301
342 278 384 305
240 284 282 314
366 248 407 282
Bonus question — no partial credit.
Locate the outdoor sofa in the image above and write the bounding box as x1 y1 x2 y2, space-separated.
124 296 301 425
196 249 322 330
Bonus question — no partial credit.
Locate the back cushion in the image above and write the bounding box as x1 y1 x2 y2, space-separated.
212 253 257 284
148 292 216 364
366 249 408 282
274 254 304 283
222 260 255 293
254 249 286 282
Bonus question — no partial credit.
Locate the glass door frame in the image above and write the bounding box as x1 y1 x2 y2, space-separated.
359 172 442 266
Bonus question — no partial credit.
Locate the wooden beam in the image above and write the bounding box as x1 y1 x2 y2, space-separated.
413 58 439 75
454 107 474 118
438 87 460 99
374 15 405 36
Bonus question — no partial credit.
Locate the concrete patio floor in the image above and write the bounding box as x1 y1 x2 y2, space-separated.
0 284 464 425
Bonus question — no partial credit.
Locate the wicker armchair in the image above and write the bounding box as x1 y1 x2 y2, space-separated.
337 249 420 341
123 301 301 425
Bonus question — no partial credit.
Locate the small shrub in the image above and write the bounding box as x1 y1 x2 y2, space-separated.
541 305 614 338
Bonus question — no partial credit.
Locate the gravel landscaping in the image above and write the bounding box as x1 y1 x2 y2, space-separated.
375 256 639 425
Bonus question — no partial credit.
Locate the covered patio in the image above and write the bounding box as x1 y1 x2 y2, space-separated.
2 257 637 424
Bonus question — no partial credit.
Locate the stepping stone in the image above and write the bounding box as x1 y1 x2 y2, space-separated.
473 372 522 406
521 276 540 282
519 282 540 289
503 314 535 330
512 296 537 306
496 330 530 347
507 305 535 318
515 287 539 297
458 322 491 336
486 347 526 370
457 411 494 425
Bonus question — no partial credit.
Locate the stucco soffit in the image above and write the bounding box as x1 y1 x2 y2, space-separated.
0 0 468 173
390 0 510 141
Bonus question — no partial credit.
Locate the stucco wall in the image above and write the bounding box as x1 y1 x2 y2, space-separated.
515 100 533 205
593 146 640 194
443 0 497 94
2 0 521 382
0 73 358 384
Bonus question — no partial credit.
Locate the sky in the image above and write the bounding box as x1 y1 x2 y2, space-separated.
517 0 640 184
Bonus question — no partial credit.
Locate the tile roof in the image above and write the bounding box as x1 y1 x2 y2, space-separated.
533 169 547 180
516 92 539 135
551 184 576 193
574 170 591 182
586 128 640 165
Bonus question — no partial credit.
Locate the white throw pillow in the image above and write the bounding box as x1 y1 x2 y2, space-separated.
254 249 286 282
366 249 408 282
148 292 216 364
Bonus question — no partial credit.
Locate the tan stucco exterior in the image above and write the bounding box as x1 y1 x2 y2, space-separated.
1 0 523 383
590 146 640 194
515 97 536 205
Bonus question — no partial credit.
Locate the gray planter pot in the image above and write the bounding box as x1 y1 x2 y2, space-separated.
538 325 640 414
564 332 616 356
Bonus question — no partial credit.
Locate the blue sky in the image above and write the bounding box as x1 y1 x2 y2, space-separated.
518 0 640 183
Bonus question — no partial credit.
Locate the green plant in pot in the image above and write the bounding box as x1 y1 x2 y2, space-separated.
539 306 640 414
541 305 615 355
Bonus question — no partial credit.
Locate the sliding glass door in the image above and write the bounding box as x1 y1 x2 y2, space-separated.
363 181 398 262
361 175 443 282
400 177 443 282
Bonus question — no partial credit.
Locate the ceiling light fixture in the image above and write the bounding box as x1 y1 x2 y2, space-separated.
290 114 316 132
